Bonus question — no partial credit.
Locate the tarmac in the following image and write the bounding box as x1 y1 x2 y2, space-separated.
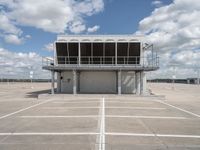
0 82 200 150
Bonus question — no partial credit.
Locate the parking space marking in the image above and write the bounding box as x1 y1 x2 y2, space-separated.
155 100 200 118
99 97 105 150
0 99 53 120
0 132 99 136
106 132 200 138
41 107 166 110
42 107 100 109
106 101 154 104
53 101 100 104
19 115 98 118
106 107 166 110
106 115 187 119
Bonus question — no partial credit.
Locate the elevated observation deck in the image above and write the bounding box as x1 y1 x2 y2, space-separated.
42 56 159 71
42 35 159 72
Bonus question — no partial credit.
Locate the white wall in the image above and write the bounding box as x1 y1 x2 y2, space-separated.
121 71 135 94
80 71 116 93
61 71 73 93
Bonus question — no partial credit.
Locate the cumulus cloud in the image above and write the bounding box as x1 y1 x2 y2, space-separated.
0 0 104 43
136 0 200 79
87 25 100 33
43 43 54 52
4 34 24 45
0 48 50 79
152 0 163 7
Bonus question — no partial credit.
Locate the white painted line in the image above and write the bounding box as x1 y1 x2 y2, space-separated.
53 101 99 104
42 107 99 109
99 97 105 150
42 107 165 110
106 107 166 110
0 99 53 120
106 115 187 119
19 115 98 118
156 100 200 118
0 132 99 136
106 101 153 104
106 132 200 138
96 98 102 150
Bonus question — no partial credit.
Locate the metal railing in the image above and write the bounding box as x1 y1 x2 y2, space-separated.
42 56 159 68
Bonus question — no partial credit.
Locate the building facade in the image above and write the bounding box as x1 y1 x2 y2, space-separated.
42 35 159 95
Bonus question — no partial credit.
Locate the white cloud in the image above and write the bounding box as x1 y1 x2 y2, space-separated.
4 34 24 45
0 48 50 79
87 25 100 33
44 43 54 52
69 20 86 34
137 0 200 78
0 0 104 37
152 0 163 7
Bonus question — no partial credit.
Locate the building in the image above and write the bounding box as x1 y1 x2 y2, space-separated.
42 35 159 95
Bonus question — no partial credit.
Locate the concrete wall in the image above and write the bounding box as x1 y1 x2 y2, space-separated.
121 71 135 94
60 71 73 93
59 70 146 94
79 71 117 93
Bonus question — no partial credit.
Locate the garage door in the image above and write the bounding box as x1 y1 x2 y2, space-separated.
79 71 117 93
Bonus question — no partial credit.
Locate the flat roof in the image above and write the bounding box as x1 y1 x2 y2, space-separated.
57 34 144 42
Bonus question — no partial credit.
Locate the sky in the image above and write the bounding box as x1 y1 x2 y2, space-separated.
0 0 200 79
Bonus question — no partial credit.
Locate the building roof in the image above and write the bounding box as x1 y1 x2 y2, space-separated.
57 34 144 42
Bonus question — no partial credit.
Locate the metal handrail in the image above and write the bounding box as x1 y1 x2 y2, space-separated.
43 56 159 68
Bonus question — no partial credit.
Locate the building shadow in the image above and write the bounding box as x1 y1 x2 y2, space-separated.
25 89 51 98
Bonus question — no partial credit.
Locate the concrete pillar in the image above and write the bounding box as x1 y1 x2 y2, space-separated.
51 71 55 94
140 72 146 95
135 72 141 95
73 70 77 95
117 70 121 95
78 43 81 65
115 42 117 65
57 72 61 93
77 71 80 93
187 79 190 84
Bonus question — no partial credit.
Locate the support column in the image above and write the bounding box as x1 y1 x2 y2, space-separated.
57 72 61 93
78 42 81 65
136 72 141 95
73 70 77 95
140 72 146 95
117 70 121 95
51 71 55 95
115 42 117 65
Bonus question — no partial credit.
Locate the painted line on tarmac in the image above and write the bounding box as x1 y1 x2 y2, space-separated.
96 98 102 150
41 107 166 110
42 107 100 109
106 101 154 104
106 132 200 138
0 99 54 120
0 132 99 136
106 115 187 119
106 107 166 110
155 100 200 118
53 101 100 104
19 115 98 118
99 97 105 150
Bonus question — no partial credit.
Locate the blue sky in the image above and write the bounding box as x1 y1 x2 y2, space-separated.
1 0 172 56
0 0 200 79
